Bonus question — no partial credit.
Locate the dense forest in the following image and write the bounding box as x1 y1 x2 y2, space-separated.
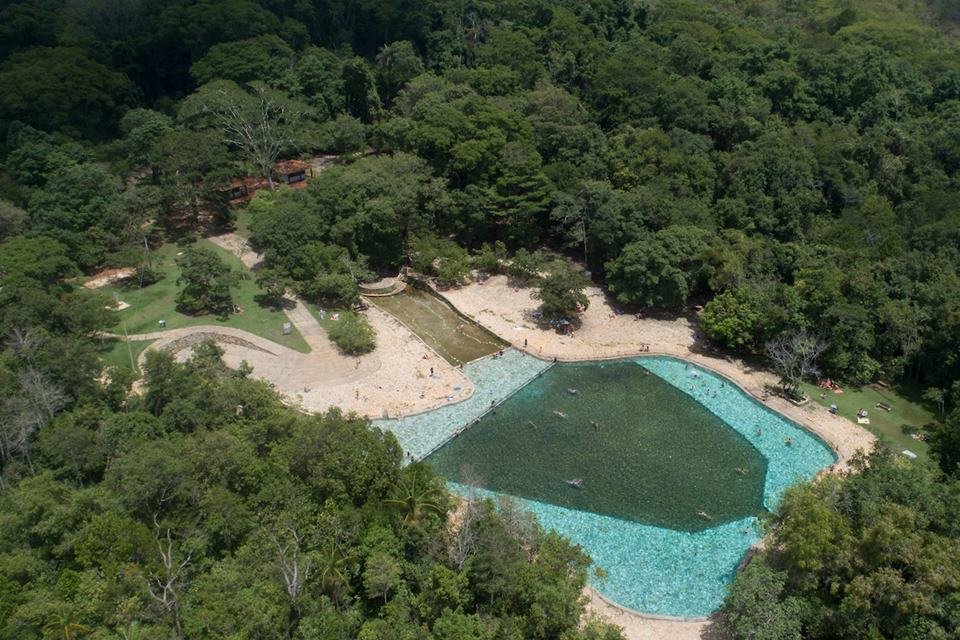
2 0 960 638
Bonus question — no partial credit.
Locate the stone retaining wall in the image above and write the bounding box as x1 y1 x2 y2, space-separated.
159 331 277 357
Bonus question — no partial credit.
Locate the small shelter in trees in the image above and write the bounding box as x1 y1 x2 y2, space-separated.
273 159 313 186
221 159 314 204
223 176 270 204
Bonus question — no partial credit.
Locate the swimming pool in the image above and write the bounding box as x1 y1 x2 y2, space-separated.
387 355 836 617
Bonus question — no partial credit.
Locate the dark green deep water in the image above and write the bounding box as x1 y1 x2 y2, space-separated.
426 362 767 532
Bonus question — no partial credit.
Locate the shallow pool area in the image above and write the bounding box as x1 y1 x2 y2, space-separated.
370 287 508 364
373 348 551 459
637 356 837 511
384 355 836 617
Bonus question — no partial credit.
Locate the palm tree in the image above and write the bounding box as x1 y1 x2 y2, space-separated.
42 606 91 640
316 542 352 605
383 466 446 527
118 622 150 640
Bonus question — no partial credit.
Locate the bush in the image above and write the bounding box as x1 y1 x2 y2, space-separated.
175 246 239 317
505 248 547 285
435 256 471 288
533 260 589 321
327 312 376 355
473 243 501 276
409 235 470 277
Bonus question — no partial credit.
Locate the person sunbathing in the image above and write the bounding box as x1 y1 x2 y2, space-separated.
567 388 579 395
696 510 712 521
553 410 568 419
566 478 583 488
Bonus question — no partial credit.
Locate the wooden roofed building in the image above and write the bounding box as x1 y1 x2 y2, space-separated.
221 159 315 204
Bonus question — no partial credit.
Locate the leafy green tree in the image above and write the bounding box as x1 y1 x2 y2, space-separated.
533 261 589 321
375 40 424 105
342 58 382 123
105 436 194 518
363 550 403 605
120 109 173 168
721 562 803 640
0 47 137 139
175 246 240 317
190 34 294 85
930 410 960 477
506 249 547 285
605 226 711 308
251 153 447 269
150 128 233 225
319 113 367 153
254 267 291 308
326 313 376 355
292 47 345 117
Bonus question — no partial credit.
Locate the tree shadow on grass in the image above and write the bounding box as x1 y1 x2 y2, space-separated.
254 293 296 311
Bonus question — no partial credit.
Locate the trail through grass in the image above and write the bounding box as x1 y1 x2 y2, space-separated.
97 338 154 373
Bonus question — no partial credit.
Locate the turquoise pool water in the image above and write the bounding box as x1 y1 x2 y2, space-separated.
387 355 836 617
373 348 551 459
637 357 837 512
428 361 767 531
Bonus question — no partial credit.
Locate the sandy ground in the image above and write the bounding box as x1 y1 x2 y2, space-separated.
436 275 876 640
122 234 472 418
585 588 718 640
83 266 137 289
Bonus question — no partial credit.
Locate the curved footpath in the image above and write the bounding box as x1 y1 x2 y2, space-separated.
121 233 473 418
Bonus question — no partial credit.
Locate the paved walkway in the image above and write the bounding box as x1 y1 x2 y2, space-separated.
122 233 472 417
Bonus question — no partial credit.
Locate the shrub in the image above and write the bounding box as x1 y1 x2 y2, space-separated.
327 312 376 354
473 243 500 276
505 248 547 285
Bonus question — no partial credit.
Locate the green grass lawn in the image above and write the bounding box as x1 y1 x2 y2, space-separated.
802 381 935 459
231 208 254 239
101 239 310 353
305 303 362 336
97 337 154 373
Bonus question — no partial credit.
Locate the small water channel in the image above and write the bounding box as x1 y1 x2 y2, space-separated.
369 286 507 364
